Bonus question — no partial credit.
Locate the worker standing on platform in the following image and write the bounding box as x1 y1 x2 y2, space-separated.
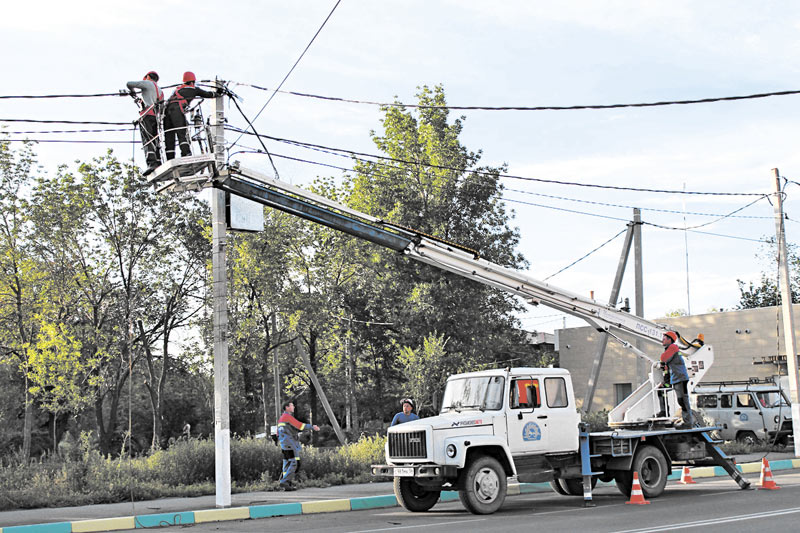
163 72 217 160
126 71 163 175
277 401 319 491
660 331 694 428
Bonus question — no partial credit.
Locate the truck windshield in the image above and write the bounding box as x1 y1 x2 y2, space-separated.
756 391 790 408
440 376 505 413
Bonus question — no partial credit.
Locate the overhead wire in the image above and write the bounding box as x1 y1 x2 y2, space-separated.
231 84 800 112
225 127 765 197
232 144 772 245
544 228 628 280
0 118 131 125
229 0 342 151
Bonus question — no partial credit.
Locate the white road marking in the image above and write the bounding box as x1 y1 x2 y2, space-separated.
609 506 800 532
352 518 487 532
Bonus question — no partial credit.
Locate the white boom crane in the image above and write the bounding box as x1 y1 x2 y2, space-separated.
153 155 712 427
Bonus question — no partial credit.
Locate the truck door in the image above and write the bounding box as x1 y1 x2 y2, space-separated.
716 394 735 440
542 376 579 452
731 393 762 440
506 377 548 454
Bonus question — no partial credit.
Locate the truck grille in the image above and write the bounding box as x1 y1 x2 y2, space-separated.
389 431 427 459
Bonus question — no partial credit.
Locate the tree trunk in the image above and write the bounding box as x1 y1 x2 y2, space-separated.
308 330 319 440
22 381 32 461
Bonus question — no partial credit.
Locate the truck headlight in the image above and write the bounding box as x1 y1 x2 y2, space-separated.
446 444 457 458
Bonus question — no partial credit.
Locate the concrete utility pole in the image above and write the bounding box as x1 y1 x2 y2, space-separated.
296 339 347 445
771 168 800 457
582 221 635 412
272 313 281 431
210 81 231 507
633 208 646 383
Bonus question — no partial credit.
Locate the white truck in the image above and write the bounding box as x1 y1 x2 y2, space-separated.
152 151 751 514
372 366 748 514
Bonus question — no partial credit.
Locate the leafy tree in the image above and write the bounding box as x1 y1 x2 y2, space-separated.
737 237 800 309
345 85 528 421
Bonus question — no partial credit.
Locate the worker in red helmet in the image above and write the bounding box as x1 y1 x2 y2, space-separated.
660 331 694 428
163 71 217 160
126 71 164 175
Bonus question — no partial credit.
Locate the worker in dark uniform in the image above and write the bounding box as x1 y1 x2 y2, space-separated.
163 71 217 160
660 331 694 428
126 71 163 175
277 401 319 491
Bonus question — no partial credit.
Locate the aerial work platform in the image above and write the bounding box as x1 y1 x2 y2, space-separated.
149 153 217 194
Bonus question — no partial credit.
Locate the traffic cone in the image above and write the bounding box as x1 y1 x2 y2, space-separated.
759 458 781 490
626 471 651 504
679 466 697 484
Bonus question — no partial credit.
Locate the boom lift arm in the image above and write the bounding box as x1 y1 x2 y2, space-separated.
154 159 712 426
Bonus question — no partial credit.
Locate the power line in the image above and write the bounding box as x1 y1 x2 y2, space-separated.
544 228 628 280
2 128 134 134
1 118 130 125
226 127 765 197
233 145 773 245
0 92 123 99
232 84 800 112
505 187 772 219
0 139 136 144
230 0 342 150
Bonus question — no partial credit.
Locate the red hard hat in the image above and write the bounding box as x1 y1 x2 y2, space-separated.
183 71 196 83
663 331 678 342
144 71 159 82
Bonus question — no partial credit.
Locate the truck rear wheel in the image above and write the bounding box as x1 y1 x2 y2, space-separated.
551 477 598 496
616 445 668 498
458 455 507 515
394 477 440 512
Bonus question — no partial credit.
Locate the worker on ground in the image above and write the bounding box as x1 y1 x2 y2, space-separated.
126 71 164 175
163 71 216 160
660 331 694 428
277 401 319 491
391 398 420 426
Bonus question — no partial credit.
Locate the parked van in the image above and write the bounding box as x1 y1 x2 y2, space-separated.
693 379 792 445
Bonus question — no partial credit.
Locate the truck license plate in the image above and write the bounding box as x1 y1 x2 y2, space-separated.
394 467 414 477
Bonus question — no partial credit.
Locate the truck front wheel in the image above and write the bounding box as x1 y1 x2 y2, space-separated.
394 477 440 512
458 455 507 515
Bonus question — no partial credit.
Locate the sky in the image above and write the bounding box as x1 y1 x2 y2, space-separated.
3 1 800 334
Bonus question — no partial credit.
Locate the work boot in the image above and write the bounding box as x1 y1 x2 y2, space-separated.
279 483 296 492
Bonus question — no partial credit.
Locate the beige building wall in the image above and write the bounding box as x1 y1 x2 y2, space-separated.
558 305 800 412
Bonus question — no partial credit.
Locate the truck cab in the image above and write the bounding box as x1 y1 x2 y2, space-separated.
374 367 582 514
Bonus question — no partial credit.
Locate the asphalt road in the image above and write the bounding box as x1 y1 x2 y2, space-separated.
119 470 798 533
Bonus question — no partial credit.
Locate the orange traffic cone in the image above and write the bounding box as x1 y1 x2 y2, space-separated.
679 466 696 484
759 458 781 490
626 471 651 504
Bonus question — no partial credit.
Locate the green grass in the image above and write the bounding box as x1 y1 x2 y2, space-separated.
0 433 387 511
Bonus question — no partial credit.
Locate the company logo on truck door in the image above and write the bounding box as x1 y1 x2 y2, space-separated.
522 422 542 441
451 419 483 427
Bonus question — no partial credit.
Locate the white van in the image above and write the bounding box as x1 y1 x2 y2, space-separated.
693 379 792 445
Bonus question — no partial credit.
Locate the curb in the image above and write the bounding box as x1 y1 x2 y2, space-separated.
3 458 798 533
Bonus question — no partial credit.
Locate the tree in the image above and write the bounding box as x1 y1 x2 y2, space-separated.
737 237 800 309
346 85 528 422
0 138 49 459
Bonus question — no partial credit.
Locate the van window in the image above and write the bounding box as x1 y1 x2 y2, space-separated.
545 377 568 408
720 394 732 408
697 395 717 408
510 378 540 409
736 393 756 409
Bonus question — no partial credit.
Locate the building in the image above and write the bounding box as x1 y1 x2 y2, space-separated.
557 305 800 412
